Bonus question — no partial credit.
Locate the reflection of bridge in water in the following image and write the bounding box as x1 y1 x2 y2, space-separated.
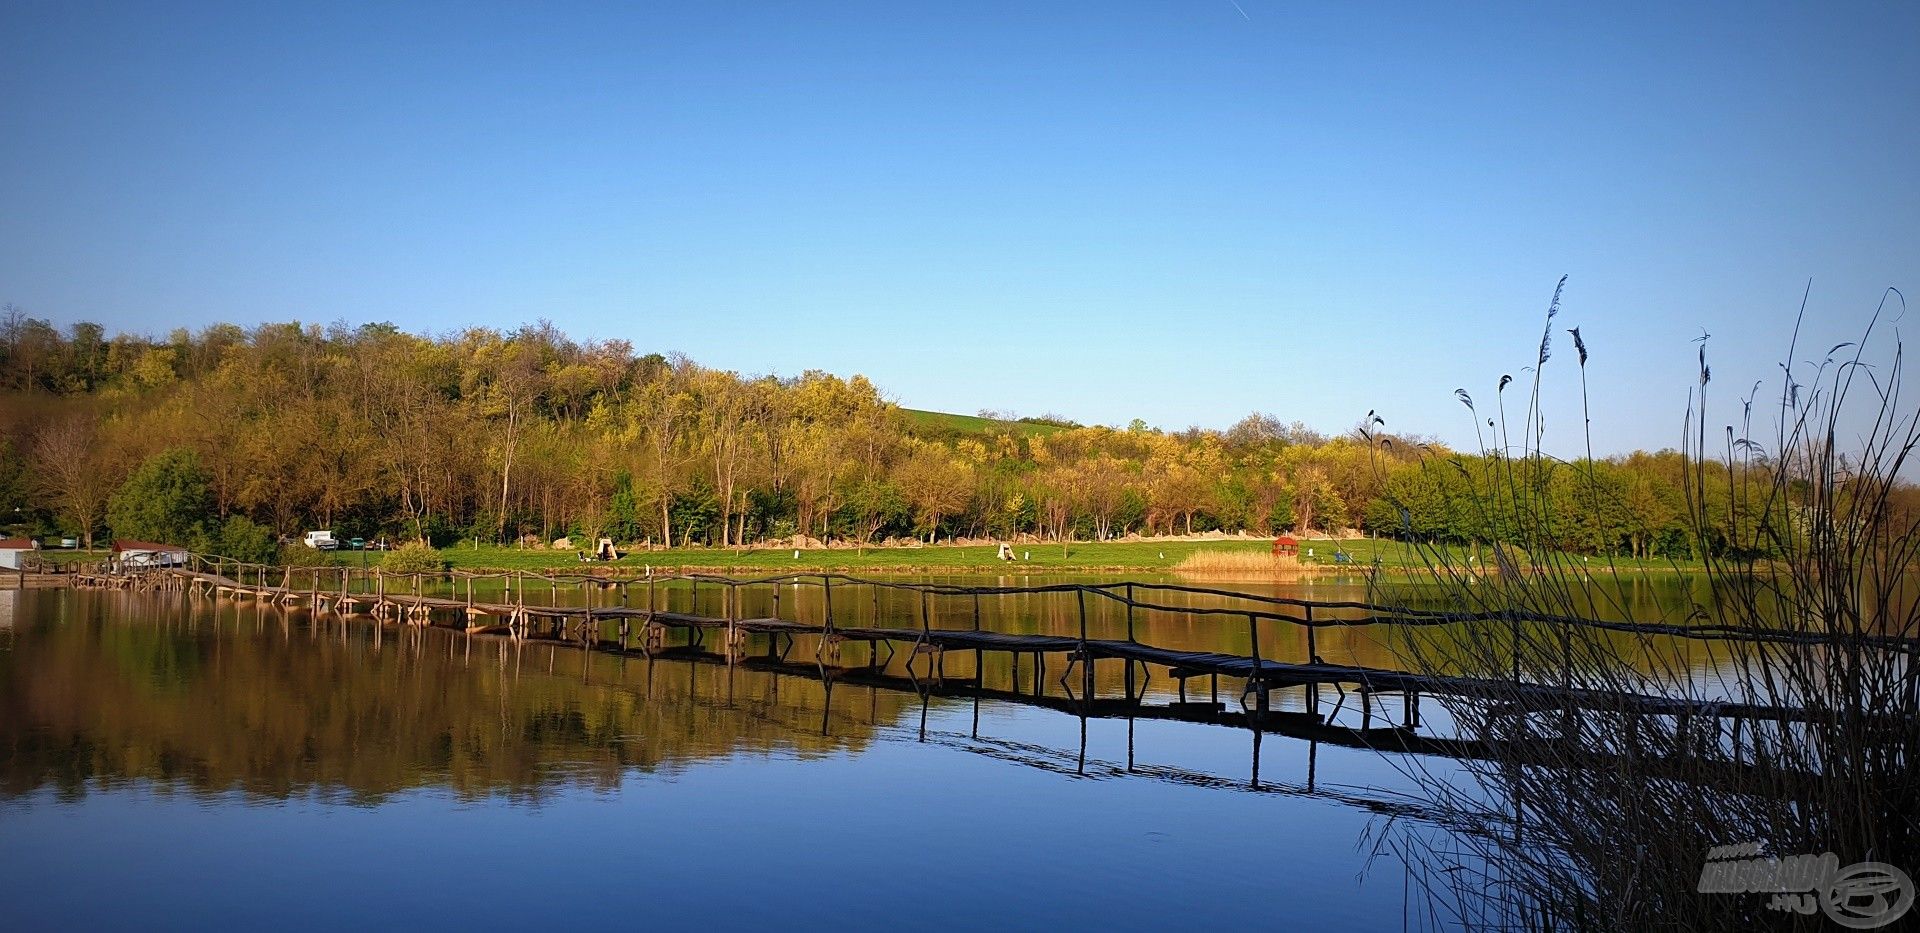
58 555 1880 794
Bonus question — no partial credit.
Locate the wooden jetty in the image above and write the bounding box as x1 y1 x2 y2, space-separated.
61 553 1904 743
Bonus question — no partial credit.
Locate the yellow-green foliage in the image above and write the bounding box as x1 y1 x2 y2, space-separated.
5 316 1876 559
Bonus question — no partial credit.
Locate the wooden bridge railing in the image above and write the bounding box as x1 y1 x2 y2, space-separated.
107 551 1920 660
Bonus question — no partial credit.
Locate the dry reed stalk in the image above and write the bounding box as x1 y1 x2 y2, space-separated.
1170 548 1310 580
1364 285 1919 931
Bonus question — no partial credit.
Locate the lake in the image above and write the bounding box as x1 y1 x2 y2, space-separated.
0 576 1712 930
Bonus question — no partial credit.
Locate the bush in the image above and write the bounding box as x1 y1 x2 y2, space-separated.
382 541 446 574
279 544 338 568
199 515 277 563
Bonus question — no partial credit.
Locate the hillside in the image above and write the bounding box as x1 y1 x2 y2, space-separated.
900 408 1070 438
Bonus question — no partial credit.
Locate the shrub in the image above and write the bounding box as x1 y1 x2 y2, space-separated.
382 541 447 574
201 515 277 563
279 544 337 568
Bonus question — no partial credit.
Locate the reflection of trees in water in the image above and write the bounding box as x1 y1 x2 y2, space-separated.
0 594 914 803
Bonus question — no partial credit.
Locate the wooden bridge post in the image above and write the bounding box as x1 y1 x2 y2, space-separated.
922 588 941 678
972 591 983 687
1511 612 1523 684
513 571 525 638
1125 582 1136 642
1078 588 1093 702
615 579 627 651
1305 605 1319 716
1249 612 1267 716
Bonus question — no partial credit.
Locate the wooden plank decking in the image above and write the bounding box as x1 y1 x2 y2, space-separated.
62 560 1878 733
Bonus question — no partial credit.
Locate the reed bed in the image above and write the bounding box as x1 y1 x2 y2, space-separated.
1170 548 1308 580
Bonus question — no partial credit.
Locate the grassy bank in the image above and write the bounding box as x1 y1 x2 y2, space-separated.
424 538 1700 575
35 538 1705 576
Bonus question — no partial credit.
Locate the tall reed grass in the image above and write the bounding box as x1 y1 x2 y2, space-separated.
1366 282 1919 931
1171 548 1306 580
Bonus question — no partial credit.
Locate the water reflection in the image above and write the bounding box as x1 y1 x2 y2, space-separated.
6 584 1729 931
0 590 907 803
1 587 1465 807
4 573 1744 801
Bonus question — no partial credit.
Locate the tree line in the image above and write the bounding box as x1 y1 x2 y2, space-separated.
2 310 1881 560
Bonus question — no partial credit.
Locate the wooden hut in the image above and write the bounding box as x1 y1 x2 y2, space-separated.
0 538 38 570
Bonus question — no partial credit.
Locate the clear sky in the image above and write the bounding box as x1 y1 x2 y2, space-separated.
3 1 1915 456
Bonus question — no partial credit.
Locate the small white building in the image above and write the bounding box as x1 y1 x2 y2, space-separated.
112 539 190 569
0 538 39 570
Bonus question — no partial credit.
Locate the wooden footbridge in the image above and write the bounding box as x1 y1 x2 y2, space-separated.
64 553 1903 743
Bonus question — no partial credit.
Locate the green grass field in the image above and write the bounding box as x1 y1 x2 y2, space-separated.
899 408 1066 438
440 538 1249 573
429 537 1701 575
34 537 1702 576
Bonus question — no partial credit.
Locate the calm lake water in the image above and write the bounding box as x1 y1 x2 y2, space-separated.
0 576 1710 930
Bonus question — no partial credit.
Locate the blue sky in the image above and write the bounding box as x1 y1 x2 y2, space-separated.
3 1 1915 456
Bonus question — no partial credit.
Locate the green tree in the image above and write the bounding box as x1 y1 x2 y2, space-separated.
842 478 906 548
607 470 640 541
108 449 215 545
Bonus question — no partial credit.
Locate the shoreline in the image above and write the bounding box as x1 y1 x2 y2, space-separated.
30 537 1717 578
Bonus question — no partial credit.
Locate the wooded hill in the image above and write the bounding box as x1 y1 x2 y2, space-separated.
0 312 1856 560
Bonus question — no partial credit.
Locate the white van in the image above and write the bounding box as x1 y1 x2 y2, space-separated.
303 530 339 550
